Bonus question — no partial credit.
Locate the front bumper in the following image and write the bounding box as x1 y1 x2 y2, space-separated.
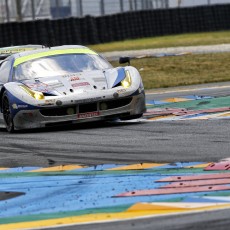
13 92 146 130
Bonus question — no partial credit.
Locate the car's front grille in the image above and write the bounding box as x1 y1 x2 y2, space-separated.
79 103 97 113
40 97 132 117
40 106 77 116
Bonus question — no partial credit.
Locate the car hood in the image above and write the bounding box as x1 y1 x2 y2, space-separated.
21 68 126 96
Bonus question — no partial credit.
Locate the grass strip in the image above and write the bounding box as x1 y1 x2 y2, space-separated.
89 31 230 52
111 52 230 89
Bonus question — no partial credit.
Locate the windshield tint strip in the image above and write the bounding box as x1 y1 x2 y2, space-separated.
14 49 98 67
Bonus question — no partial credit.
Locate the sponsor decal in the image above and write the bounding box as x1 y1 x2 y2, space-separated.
72 82 90 88
26 83 50 93
12 103 18 109
117 89 126 94
12 104 28 109
0 47 35 54
70 76 80 81
37 99 56 106
18 105 28 108
45 99 55 104
78 111 100 119
93 77 105 82
62 73 83 79
43 80 64 88
75 97 102 104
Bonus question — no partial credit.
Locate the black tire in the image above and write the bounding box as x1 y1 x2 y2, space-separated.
120 114 143 121
2 91 15 133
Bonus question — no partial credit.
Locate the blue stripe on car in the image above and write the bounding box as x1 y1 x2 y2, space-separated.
6 91 38 118
112 68 126 88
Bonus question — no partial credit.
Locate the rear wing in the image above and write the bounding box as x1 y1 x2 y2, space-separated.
0 45 45 60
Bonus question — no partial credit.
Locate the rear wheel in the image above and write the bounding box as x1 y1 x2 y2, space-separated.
2 92 14 133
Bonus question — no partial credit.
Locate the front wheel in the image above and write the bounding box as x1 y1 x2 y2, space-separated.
2 92 14 133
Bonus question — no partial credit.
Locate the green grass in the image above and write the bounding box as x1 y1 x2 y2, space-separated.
111 52 230 89
89 31 230 89
89 31 230 52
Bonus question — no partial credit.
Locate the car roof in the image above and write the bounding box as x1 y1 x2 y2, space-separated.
12 45 98 67
0 45 45 60
12 45 90 58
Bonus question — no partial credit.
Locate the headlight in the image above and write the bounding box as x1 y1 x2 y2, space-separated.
20 85 44 100
121 70 132 88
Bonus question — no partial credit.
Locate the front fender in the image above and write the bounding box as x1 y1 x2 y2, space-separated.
3 83 38 118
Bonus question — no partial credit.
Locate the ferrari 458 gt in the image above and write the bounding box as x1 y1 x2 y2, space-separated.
0 45 146 132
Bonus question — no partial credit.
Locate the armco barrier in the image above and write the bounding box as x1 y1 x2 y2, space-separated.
0 4 229 47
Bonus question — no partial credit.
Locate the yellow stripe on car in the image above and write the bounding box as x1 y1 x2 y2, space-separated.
14 48 98 67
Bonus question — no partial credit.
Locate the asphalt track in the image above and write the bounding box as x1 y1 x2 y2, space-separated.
1 82 230 230
1 81 230 167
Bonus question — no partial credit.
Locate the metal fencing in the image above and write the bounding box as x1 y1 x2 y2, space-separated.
0 0 229 23
0 3 229 47
68 0 170 18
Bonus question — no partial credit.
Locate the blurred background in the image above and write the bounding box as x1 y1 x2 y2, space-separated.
0 0 229 22
0 1 229 92
0 0 229 48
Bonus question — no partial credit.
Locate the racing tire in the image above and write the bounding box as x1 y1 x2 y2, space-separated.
120 114 143 121
2 91 15 133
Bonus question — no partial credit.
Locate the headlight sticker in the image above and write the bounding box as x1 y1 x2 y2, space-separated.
20 85 45 100
121 70 132 88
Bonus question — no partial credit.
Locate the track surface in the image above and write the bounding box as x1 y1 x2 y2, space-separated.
1 82 230 229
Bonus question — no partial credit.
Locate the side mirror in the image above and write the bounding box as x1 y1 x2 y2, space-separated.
119 57 130 65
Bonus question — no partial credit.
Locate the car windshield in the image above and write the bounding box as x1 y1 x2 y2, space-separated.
14 53 112 81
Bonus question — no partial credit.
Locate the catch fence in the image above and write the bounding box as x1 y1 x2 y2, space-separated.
0 3 229 47
0 0 227 22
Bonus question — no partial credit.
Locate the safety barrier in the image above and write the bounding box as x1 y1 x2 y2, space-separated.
0 4 229 47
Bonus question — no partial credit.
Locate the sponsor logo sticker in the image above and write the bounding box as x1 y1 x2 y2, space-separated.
62 73 82 78
93 77 105 82
70 76 80 81
78 111 100 119
45 99 55 104
26 82 50 93
12 103 18 109
12 104 28 109
72 82 90 88
117 89 126 94
43 80 64 88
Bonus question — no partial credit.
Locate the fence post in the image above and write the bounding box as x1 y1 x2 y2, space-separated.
129 0 133 11
119 0 123 12
154 0 158 9
31 0 35 20
134 0 137 10
5 0 10 22
165 0 169 8
16 0 22 22
55 0 61 18
100 0 105 16
77 0 83 17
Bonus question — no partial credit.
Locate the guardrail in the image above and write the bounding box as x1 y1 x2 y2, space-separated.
0 4 229 47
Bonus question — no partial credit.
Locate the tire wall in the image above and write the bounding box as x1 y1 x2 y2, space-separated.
0 4 229 47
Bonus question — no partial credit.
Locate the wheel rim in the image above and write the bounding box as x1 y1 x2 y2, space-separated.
3 96 13 130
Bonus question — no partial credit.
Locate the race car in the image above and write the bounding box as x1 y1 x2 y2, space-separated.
0 45 146 132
